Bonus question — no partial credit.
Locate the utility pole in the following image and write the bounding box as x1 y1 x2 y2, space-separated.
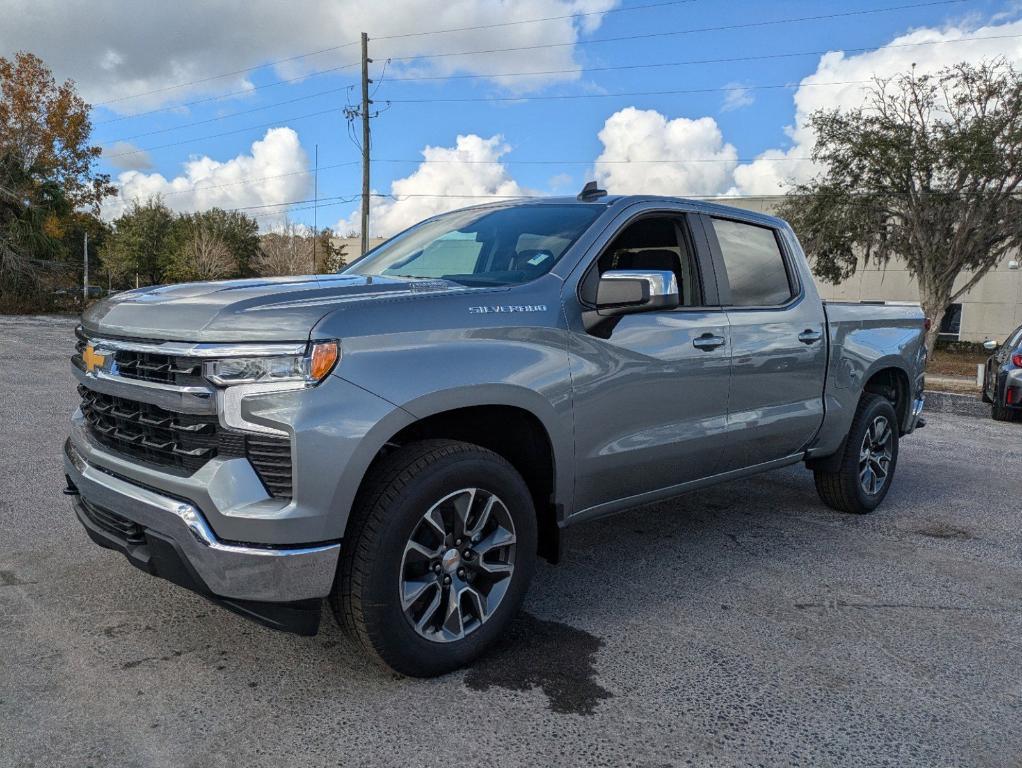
82 231 89 303
313 143 318 273
360 32 372 256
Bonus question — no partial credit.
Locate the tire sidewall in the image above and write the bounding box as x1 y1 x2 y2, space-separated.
357 451 537 676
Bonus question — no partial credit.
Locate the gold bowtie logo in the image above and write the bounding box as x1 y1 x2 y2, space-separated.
83 344 106 374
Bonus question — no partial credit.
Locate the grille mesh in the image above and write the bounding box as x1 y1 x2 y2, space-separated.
78 385 293 498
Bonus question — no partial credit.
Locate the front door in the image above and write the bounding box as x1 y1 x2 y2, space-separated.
565 211 732 516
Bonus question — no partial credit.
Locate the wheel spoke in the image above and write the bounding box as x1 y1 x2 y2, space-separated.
414 588 442 632
466 495 498 540
450 489 476 538
476 526 515 555
402 578 437 609
874 418 890 447
463 584 488 621
477 559 513 576
441 586 464 639
423 506 448 540
404 538 442 561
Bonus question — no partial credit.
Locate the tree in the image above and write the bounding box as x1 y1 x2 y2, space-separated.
167 220 235 283
101 198 179 286
0 52 113 299
165 208 258 282
778 60 1022 354
255 220 347 276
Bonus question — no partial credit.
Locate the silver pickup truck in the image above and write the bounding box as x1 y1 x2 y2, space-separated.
65 188 927 676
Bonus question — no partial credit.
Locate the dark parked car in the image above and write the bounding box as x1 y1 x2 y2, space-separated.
983 323 1022 422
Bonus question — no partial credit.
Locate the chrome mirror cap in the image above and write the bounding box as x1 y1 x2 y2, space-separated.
596 270 680 315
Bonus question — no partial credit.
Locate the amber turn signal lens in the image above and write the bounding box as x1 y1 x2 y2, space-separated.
309 341 339 381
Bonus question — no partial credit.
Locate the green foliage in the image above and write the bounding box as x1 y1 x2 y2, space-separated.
101 198 180 286
165 208 260 283
0 52 111 299
778 59 1022 351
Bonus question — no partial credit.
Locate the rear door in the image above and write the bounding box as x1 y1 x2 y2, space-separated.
699 214 828 471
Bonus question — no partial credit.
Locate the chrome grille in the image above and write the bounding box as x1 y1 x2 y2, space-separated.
114 350 204 387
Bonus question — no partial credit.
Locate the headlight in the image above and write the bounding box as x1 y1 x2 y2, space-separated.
203 340 339 386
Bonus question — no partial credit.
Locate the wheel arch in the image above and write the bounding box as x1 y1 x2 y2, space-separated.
346 388 570 564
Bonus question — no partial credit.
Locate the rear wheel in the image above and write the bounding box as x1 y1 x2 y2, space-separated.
991 401 1019 422
332 439 537 677
814 394 899 514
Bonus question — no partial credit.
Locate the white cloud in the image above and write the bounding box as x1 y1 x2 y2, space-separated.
731 18 1022 195
102 142 155 171
720 83 754 113
1 0 618 113
102 127 310 226
593 107 738 197
338 134 526 238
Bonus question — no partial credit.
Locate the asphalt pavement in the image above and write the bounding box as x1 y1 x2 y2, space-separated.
2 314 1021 768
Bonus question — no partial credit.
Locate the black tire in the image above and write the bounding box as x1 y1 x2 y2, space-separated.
813 394 900 515
992 403 1016 422
331 439 537 677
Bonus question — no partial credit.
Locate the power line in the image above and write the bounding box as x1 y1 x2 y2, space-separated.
383 78 876 104
378 33 1022 84
151 161 361 199
372 0 699 40
376 0 968 62
93 27 1008 133
93 63 359 126
92 0 700 112
95 48 359 108
103 77 867 145
103 107 340 159
103 85 352 143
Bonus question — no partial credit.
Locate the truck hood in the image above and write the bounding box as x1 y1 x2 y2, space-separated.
82 274 469 342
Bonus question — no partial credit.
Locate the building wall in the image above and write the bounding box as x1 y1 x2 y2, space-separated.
707 196 1022 343
332 237 387 262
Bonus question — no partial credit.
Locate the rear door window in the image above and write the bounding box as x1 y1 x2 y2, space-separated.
711 218 793 307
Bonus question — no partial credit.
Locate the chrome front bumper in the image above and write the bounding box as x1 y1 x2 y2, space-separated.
64 440 340 606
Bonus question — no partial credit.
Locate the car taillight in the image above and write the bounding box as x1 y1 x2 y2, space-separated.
1008 387 1018 405
1012 353 1022 367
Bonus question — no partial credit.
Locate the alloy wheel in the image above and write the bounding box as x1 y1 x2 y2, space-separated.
399 488 517 643
858 415 893 496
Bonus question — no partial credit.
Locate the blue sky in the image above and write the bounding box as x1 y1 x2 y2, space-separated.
4 0 1018 234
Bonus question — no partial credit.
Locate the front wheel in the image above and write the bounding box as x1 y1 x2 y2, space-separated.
813 394 900 514
331 439 537 677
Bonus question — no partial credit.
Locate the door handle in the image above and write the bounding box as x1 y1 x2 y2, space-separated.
693 333 726 351
798 329 823 345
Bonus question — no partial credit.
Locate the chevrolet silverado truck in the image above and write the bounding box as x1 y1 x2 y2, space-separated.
65 188 927 676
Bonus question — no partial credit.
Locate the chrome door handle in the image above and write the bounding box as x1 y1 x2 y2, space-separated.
693 334 726 351
798 329 823 345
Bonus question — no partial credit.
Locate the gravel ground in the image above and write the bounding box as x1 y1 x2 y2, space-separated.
2 315 1021 768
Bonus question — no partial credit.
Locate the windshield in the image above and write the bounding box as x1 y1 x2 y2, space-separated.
342 204 604 286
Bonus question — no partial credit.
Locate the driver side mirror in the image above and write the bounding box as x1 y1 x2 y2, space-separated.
983 339 999 351
596 270 679 316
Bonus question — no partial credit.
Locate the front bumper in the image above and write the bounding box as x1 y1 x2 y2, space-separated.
64 440 340 634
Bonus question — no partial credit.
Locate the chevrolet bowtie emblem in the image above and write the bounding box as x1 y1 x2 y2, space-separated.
82 344 106 374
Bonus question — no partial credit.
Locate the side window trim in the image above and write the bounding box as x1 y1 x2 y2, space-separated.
698 213 804 311
577 210 720 310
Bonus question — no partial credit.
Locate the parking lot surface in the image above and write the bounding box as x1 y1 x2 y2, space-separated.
2 315 1021 768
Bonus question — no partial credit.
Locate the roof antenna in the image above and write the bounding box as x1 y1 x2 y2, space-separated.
577 180 607 202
